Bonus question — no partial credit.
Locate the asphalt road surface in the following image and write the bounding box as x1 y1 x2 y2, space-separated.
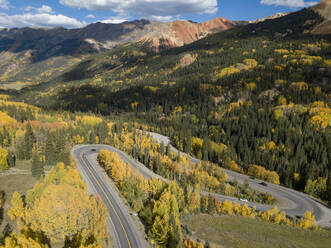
144 131 331 227
72 137 331 248
72 146 148 248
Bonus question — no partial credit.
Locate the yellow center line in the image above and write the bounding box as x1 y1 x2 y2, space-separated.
79 151 132 248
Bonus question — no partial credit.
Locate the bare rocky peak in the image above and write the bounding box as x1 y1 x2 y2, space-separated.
311 0 331 34
312 0 331 19
250 13 290 24
0 17 234 60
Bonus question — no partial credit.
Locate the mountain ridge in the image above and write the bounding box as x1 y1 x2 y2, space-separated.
0 17 234 60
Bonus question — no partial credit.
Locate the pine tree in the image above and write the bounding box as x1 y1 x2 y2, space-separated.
160 142 165 156
98 121 109 144
89 129 96 144
327 170 331 205
45 131 55 165
24 123 35 160
169 213 184 248
166 144 171 157
7 150 16 168
31 152 44 179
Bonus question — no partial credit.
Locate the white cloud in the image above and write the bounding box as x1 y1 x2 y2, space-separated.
25 5 53 14
0 12 85 29
86 14 95 18
100 17 127 24
149 15 176 22
59 0 218 19
260 0 318 8
36 5 53 14
0 0 9 10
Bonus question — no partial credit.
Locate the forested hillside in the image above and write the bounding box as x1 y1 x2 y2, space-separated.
0 1 331 247
10 8 331 203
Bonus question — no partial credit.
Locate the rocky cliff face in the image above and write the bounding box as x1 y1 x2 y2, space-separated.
139 17 234 49
0 18 234 61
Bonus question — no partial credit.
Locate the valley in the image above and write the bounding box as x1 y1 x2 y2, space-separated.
1 1 331 247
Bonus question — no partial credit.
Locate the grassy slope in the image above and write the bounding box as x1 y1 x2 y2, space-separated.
0 160 36 235
182 214 331 248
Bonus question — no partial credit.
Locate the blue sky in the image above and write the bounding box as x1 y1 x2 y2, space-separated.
0 0 320 28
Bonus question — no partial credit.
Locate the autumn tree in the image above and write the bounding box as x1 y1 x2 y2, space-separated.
0 147 9 171
28 184 108 245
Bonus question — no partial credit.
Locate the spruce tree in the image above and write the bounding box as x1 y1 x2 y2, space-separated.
24 123 35 160
327 170 331 205
31 152 44 179
7 151 16 168
166 143 171 157
169 213 184 248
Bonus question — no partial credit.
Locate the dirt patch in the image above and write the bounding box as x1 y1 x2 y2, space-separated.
178 53 198 68
0 160 36 235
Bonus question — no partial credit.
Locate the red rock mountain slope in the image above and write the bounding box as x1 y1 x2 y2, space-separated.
139 17 235 48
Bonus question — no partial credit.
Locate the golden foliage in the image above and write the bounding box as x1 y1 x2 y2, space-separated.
7 162 108 246
278 96 287 105
0 147 8 171
260 141 277 151
0 111 18 128
1 233 48 248
28 184 108 242
217 66 240 78
273 109 284 120
309 104 331 129
248 165 280 184
144 86 160 92
243 59 258 68
296 211 320 230
76 116 103 126
191 137 203 155
290 82 309 91
246 82 257 91
0 100 40 113
223 157 240 172
275 49 289 54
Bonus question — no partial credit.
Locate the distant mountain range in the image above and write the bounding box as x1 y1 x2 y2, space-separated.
0 17 234 61
0 0 330 61
0 0 330 88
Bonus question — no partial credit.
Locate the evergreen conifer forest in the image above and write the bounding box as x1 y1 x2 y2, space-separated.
0 4 331 248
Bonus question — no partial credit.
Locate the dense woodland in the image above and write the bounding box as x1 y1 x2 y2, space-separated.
13 9 331 202
0 7 331 247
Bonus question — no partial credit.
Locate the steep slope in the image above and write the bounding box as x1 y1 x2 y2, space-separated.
250 13 290 24
311 0 331 34
0 18 234 87
0 18 234 61
9 7 331 203
141 17 235 48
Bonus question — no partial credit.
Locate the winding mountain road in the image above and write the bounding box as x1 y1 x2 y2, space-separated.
72 146 148 248
144 131 331 227
72 135 331 248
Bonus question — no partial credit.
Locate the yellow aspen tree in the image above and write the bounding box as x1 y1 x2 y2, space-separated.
8 192 25 228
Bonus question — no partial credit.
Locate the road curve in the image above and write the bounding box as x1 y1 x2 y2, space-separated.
72 146 148 248
144 131 331 227
73 140 331 230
